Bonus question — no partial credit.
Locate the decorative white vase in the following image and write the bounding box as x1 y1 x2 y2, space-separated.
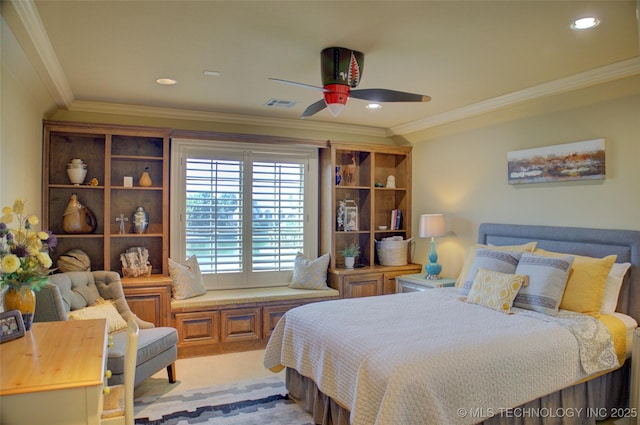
66 167 87 185
344 256 355 269
66 160 88 185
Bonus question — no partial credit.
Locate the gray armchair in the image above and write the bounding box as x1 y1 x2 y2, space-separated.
34 270 177 387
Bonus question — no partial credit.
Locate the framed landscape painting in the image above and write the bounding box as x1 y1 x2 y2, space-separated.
507 139 605 185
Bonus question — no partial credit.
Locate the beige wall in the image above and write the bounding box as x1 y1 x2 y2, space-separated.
409 77 640 279
0 14 55 212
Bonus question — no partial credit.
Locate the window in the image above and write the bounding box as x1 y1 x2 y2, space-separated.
171 138 318 290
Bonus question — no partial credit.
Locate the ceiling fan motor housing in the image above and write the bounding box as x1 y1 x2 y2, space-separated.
321 47 364 88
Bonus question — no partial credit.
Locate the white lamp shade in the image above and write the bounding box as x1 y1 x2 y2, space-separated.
419 214 446 238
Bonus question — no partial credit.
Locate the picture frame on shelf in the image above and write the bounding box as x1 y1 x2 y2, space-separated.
344 199 359 231
0 310 26 343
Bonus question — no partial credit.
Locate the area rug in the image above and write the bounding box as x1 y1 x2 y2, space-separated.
134 375 314 425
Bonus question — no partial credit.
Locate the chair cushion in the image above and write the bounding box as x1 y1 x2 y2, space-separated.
107 327 178 374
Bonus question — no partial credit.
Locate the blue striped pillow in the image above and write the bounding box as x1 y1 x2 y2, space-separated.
460 249 523 296
513 252 574 316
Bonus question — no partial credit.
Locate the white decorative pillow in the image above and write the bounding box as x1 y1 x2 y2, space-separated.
601 262 632 314
466 268 527 314
513 252 574 316
459 249 523 296
168 255 207 300
67 298 128 333
290 252 330 290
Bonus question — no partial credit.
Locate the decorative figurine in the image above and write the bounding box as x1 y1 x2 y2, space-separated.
116 213 128 235
386 175 396 188
337 200 346 231
139 167 152 187
343 155 357 185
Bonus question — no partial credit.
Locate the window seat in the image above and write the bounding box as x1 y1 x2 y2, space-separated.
171 286 339 310
170 286 339 358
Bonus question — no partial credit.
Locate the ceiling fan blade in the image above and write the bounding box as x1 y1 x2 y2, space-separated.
268 78 329 92
301 99 328 118
350 88 431 103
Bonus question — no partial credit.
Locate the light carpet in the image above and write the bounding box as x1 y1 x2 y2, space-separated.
134 375 313 425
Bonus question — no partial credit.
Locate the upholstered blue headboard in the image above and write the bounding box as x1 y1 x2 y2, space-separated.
478 223 640 323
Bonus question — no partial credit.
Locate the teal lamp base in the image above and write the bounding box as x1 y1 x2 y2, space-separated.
425 238 442 279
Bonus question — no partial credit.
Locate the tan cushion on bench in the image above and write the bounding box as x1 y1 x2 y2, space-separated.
171 286 339 310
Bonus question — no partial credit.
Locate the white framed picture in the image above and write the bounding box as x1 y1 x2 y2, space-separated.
344 199 358 231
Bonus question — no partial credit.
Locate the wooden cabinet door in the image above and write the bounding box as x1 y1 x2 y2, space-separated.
121 277 172 327
343 274 383 298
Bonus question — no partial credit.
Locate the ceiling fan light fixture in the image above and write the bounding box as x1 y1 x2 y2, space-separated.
571 17 600 30
326 103 345 117
156 78 177 85
366 103 382 110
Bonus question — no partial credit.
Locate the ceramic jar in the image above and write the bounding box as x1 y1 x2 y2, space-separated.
132 206 149 234
62 194 98 234
66 158 88 185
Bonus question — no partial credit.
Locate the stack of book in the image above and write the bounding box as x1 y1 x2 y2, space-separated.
390 209 402 230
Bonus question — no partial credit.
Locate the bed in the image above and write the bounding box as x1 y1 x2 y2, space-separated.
264 223 640 425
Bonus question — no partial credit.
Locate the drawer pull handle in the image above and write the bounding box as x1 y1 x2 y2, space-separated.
103 386 111 395
105 370 112 379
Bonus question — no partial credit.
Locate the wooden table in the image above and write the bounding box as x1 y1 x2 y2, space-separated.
0 319 108 425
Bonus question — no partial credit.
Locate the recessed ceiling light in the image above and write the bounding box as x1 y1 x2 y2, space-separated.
156 78 177 85
203 70 221 77
571 17 600 30
366 103 382 110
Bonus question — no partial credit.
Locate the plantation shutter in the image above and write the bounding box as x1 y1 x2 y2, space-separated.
251 160 305 271
185 158 243 273
176 141 316 290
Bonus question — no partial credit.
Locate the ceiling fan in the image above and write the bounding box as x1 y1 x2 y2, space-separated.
269 47 431 118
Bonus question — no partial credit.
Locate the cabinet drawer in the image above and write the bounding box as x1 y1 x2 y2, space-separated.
220 308 262 343
263 304 301 338
343 274 383 298
174 311 220 347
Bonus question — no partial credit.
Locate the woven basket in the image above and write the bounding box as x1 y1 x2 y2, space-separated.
122 264 152 278
376 239 412 266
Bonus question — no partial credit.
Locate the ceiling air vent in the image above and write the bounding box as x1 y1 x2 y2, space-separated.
264 98 298 108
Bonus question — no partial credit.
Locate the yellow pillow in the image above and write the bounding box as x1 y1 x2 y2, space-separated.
455 242 537 287
466 268 527 314
534 249 616 317
67 298 128 333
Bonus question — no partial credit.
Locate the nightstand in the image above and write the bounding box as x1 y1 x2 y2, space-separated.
396 273 456 293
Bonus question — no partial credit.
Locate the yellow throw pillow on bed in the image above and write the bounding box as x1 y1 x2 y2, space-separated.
466 268 527 314
534 249 616 317
455 242 537 288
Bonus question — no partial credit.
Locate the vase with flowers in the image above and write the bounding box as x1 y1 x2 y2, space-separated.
1 199 56 330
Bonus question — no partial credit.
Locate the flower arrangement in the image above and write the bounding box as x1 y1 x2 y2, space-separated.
0 199 57 291
340 243 360 258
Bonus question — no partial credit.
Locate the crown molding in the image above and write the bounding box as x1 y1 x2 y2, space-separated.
5 0 74 107
9 0 640 138
69 101 389 138
389 56 640 136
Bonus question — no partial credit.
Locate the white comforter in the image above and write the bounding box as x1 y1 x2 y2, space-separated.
263 288 618 425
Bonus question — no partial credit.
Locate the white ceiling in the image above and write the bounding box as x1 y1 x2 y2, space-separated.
5 0 640 135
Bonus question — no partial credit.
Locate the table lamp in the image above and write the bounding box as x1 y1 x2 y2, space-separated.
419 214 446 279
